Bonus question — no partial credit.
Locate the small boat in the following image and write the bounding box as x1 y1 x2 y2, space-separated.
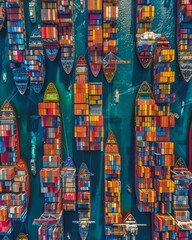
2 68 7 82
88 0 102 77
25 27 45 93
80 0 85 12
41 1 59 61
16 233 28 240
29 0 36 23
6 0 29 95
74 162 94 240
114 89 119 104
30 159 36 175
58 0 74 74
0 0 5 31
176 0 192 82
136 0 155 68
61 157 76 211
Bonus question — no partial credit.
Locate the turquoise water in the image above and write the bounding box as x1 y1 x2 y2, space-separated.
0 0 192 239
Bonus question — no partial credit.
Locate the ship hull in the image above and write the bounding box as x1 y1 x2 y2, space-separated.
13 68 29 95
45 45 59 62
103 64 116 83
89 62 101 77
61 60 74 74
189 123 192 206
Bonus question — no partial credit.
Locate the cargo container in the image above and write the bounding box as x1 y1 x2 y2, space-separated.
176 0 192 82
25 27 45 93
74 56 104 151
0 101 30 235
102 0 118 82
57 0 74 74
61 157 76 211
0 0 5 31
105 132 125 239
35 82 63 239
88 0 102 77
6 0 29 95
41 0 59 61
136 0 155 68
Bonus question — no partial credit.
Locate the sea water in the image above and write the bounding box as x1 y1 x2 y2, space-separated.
0 0 192 239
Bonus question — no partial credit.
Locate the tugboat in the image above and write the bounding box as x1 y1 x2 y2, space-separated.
29 0 36 23
80 0 85 12
114 89 119 104
2 68 7 82
30 159 36 175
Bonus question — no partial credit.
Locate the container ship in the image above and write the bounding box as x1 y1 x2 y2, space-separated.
104 132 125 239
0 0 5 31
74 162 94 240
172 158 192 239
74 56 104 151
25 27 46 93
57 0 74 74
41 0 59 62
102 0 118 82
136 0 155 68
33 82 63 239
0 101 30 235
6 0 29 95
135 37 178 239
61 157 76 211
176 0 192 82
88 0 102 77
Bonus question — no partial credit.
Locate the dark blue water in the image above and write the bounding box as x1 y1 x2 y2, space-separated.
0 0 192 239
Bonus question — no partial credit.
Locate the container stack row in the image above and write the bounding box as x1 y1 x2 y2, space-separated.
105 132 125 239
136 0 154 68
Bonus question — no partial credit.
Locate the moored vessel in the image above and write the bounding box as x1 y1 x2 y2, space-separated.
176 0 192 82
41 0 59 61
58 0 74 74
25 27 45 93
73 162 94 240
0 0 5 31
136 0 155 68
33 82 63 239
104 132 125 239
172 158 192 239
0 101 30 235
88 0 102 77
102 0 118 82
189 122 192 206
29 0 36 23
61 157 76 211
6 0 29 95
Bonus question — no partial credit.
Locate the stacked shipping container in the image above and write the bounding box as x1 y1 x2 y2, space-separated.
88 0 102 77
74 57 104 151
6 0 29 95
25 28 46 94
177 0 192 82
57 0 74 74
172 158 192 239
0 0 5 31
41 0 59 61
0 101 29 235
136 0 155 68
37 82 63 239
104 132 125 239
102 0 118 82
